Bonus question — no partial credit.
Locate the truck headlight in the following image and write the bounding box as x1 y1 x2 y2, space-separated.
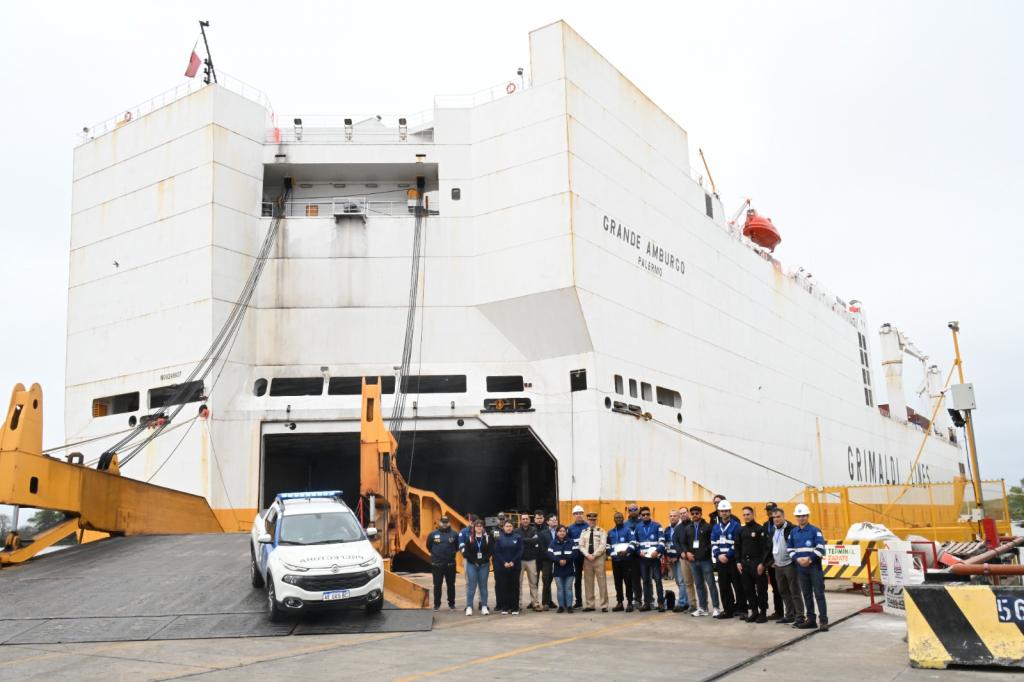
281 561 309 572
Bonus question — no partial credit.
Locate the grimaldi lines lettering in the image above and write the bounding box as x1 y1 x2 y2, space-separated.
602 214 685 278
847 445 932 485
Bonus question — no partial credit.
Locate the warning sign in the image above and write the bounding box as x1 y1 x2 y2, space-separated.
878 542 924 617
824 543 863 568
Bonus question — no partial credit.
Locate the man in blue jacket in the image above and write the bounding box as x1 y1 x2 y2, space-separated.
567 505 590 609
606 511 637 611
787 503 829 631
425 515 459 610
710 499 747 619
634 506 666 612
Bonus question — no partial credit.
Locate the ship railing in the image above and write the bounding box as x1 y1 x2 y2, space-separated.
261 198 413 218
267 112 434 144
434 71 532 109
80 72 272 143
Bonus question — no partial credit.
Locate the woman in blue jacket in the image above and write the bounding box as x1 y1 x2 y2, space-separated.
493 519 524 614
461 518 492 616
546 525 579 613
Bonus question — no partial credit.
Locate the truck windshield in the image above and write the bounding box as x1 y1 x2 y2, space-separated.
279 512 365 545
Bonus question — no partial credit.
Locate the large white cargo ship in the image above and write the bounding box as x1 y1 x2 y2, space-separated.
65 21 963 527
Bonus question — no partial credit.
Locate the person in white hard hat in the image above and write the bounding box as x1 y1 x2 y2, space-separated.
567 505 589 609
786 504 829 631
709 499 748 619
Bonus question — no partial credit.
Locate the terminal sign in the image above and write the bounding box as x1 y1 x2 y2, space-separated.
602 215 685 279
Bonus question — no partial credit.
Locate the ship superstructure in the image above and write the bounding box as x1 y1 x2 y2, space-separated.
66 21 963 526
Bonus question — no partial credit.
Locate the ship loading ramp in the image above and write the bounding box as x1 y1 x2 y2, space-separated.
0 383 435 630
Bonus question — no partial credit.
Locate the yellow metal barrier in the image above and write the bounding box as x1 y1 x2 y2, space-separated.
906 584 1024 669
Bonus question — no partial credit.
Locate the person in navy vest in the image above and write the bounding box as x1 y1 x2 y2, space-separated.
546 524 579 613
493 519 524 615
634 506 666 612
606 511 638 611
567 505 589 609
787 504 829 631
710 499 748 619
425 515 459 611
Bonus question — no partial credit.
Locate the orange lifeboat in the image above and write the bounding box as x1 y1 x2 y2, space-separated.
742 209 781 252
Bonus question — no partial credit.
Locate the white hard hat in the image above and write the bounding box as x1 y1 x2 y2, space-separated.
794 503 811 516
717 500 732 511
572 505 585 514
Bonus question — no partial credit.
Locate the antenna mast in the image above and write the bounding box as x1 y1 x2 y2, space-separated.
199 20 218 85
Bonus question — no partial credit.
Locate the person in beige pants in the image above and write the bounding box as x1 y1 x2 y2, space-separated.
579 512 609 612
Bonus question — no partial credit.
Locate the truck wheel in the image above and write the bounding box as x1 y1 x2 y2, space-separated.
365 593 384 615
250 548 265 588
267 574 285 622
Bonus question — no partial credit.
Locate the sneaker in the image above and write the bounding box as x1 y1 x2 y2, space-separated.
465 607 473 616
449 604 456 610
481 606 490 615
501 610 509 615
711 608 721 618
715 611 733 620
557 606 565 613
819 619 829 632
791 616 805 628
511 610 520 616
796 619 817 630
433 605 440 611
691 608 708 617
613 603 624 612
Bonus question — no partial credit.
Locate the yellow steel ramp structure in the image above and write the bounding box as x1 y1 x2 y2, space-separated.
0 383 223 565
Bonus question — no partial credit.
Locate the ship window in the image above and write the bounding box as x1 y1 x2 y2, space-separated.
269 377 324 397
628 379 638 398
704 193 713 219
254 379 268 397
858 332 867 350
656 386 682 408
328 376 396 395
569 369 587 392
451 187 461 201
864 388 873 407
614 375 624 395
92 391 139 417
149 381 204 409
862 369 871 387
401 375 466 394
487 375 524 392
641 382 653 402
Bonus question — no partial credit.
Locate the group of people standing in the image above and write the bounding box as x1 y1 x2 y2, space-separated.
424 496 830 631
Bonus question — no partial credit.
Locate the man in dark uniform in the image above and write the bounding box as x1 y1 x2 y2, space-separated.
736 506 770 623
762 502 783 618
538 513 558 609
425 515 459 610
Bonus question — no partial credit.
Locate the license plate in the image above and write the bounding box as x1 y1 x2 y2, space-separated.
323 589 350 601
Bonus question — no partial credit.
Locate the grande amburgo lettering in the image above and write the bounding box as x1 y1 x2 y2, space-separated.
602 215 685 278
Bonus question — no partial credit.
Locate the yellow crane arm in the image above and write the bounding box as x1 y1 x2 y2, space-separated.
0 383 222 565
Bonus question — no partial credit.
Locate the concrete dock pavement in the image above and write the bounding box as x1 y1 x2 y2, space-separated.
0 571 1010 680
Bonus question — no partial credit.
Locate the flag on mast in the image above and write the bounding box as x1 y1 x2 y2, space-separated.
185 50 202 78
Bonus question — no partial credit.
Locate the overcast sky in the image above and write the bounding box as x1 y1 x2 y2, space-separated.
0 1 1020 494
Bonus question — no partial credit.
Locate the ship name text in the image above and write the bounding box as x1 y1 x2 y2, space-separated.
847 445 932 485
602 215 685 279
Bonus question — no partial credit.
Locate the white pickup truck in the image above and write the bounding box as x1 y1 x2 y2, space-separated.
250 490 385 621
